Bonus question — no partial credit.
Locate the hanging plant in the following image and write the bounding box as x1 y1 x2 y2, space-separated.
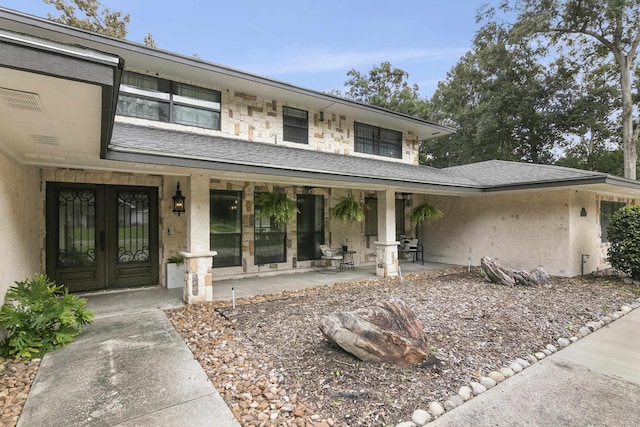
330 192 364 222
410 202 443 225
256 187 298 225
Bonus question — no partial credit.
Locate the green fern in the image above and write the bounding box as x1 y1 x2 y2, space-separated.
410 202 444 225
256 187 299 225
330 192 364 222
0 274 94 359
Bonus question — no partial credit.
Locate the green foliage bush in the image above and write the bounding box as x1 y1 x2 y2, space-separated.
607 205 640 280
0 274 94 359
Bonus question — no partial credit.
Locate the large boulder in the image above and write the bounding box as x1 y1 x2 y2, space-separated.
480 256 550 287
318 299 430 365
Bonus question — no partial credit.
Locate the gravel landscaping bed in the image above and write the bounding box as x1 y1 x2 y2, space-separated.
2 268 638 426
166 268 639 426
0 357 40 427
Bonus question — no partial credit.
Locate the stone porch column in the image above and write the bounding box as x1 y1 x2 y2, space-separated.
375 189 399 277
182 175 216 303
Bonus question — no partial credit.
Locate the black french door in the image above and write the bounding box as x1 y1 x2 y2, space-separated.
46 183 159 293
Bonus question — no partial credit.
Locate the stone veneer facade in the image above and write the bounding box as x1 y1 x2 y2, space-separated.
117 70 422 166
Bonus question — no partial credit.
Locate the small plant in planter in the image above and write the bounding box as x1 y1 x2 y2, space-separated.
330 192 364 222
256 187 299 225
0 274 94 359
166 252 185 289
410 202 443 225
340 238 350 252
167 253 184 264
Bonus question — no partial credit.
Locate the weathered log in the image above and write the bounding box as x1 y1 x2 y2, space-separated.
318 299 430 365
480 256 550 287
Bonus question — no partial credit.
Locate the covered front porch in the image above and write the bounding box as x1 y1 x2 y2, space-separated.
84 259 458 318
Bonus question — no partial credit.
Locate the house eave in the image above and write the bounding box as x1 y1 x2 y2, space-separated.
104 146 481 194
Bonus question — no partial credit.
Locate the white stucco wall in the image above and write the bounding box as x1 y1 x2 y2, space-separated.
421 189 576 276
569 190 598 275
0 151 43 304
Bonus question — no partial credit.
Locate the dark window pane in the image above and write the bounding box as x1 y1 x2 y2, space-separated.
354 122 402 159
255 232 286 264
365 198 378 236
297 195 324 261
255 192 286 264
600 201 625 243
173 105 220 129
117 94 170 122
395 199 405 235
210 190 242 267
283 106 308 144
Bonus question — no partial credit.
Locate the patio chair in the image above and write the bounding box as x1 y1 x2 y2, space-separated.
407 239 424 265
319 245 343 271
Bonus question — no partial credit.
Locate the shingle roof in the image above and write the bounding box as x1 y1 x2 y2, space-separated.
443 160 608 188
108 123 640 193
108 123 480 190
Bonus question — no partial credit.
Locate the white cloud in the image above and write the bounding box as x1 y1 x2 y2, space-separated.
235 46 468 76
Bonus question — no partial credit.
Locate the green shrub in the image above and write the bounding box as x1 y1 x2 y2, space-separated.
607 204 640 280
0 274 94 359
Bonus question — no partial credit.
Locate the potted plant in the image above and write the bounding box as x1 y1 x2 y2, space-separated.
340 237 350 253
166 252 184 289
255 187 299 225
410 202 443 225
330 192 364 222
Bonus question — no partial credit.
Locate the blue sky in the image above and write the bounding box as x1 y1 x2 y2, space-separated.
2 0 500 97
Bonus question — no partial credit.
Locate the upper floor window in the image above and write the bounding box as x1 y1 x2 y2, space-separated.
354 122 402 159
117 71 221 130
283 106 308 144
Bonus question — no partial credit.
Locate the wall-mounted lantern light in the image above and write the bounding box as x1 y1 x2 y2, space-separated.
580 207 587 217
172 182 186 216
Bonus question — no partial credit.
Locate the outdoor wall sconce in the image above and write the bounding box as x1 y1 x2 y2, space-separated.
172 182 186 216
580 207 587 217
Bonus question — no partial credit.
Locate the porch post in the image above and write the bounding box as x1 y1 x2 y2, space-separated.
182 175 216 304
375 189 399 277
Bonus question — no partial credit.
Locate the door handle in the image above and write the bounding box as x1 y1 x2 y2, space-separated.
99 230 106 251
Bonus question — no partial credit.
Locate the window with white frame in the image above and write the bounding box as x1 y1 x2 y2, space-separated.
117 71 221 130
283 106 308 144
354 122 402 159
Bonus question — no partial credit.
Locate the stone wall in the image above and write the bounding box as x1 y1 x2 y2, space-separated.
116 88 421 165
0 151 43 304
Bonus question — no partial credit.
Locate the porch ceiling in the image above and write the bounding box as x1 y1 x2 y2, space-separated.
0 67 104 168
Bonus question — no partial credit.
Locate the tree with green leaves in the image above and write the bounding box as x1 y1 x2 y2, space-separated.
340 62 431 119
505 0 640 180
424 18 569 167
607 204 640 279
43 0 130 38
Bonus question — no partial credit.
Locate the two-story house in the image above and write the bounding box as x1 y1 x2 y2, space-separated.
2 8 640 304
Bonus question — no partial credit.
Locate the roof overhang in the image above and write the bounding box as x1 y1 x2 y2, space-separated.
0 27 123 168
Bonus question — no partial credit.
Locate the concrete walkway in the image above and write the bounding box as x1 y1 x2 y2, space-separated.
429 307 640 427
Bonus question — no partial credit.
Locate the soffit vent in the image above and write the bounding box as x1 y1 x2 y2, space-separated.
30 134 59 146
0 87 43 112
